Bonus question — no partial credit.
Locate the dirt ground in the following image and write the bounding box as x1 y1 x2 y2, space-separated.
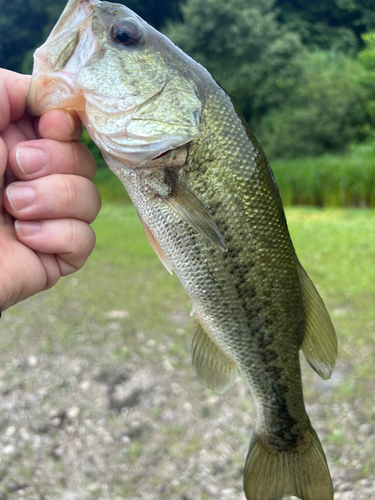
0 294 374 500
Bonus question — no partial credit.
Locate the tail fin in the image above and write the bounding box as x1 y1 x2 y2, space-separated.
243 428 333 500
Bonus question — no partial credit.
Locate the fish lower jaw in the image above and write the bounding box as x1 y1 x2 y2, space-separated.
27 74 85 116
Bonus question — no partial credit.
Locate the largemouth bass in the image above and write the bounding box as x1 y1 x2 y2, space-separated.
26 1 337 499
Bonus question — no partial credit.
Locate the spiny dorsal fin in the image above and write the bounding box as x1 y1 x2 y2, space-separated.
137 213 173 275
191 312 238 394
161 171 227 252
298 265 337 380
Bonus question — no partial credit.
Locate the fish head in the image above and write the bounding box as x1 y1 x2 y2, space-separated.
27 0 202 167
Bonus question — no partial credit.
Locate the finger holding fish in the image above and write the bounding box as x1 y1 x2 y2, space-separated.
7 138 97 181
5 173 101 223
14 217 96 277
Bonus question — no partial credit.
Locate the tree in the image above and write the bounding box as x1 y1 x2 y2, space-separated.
164 0 301 126
275 0 375 53
0 0 180 73
257 51 371 158
0 0 51 72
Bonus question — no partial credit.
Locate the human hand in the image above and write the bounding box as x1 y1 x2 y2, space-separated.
0 69 101 312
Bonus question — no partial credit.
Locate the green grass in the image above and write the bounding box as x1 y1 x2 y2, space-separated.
91 204 375 407
271 145 375 207
285 208 375 412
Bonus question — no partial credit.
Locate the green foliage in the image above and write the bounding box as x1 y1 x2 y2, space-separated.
0 0 179 73
164 0 302 125
117 0 181 29
93 142 375 209
0 0 49 72
359 32 375 70
357 33 375 128
275 0 375 52
271 144 375 207
257 51 371 157
3 0 375 165
80 127 106 168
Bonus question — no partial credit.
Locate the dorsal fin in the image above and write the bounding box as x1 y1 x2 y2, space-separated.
298 265 337 380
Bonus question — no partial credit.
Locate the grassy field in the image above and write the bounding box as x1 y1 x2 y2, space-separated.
1 203 375 499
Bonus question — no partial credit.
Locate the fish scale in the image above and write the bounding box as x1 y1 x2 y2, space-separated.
26 1 337 498
118 83 319 475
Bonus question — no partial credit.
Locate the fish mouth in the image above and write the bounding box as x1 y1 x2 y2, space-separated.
26 0 100 116
26 77 86 116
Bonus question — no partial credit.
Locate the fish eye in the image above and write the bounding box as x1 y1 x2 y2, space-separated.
110 20 142 46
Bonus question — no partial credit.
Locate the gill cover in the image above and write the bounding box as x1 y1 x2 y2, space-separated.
27 0 201 167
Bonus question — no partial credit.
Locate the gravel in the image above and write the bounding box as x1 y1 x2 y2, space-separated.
0 304 374 500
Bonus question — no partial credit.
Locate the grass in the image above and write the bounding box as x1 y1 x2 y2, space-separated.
94 167 131 204
271 144 375 207
24 202 375 405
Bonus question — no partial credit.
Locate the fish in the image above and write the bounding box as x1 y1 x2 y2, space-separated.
26 1 337 499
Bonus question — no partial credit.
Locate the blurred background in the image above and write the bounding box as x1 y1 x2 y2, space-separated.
2 0 375 206
1 1 375 499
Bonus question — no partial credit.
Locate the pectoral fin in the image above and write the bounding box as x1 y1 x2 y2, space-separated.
191 312 238 394
161 171 227 251
298 265 337 380
138 214 173 275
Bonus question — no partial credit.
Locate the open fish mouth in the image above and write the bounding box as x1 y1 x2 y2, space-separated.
26 0 99 116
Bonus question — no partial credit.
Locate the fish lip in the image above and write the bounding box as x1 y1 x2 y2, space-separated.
26 75 81 116
26 0 100 116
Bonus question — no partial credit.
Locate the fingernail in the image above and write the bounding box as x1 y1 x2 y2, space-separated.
15 220 41 236
16 147 47 175
6 185 35 211
65 111 75 137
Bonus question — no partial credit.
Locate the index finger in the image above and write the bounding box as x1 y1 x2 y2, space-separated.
0 70 31 132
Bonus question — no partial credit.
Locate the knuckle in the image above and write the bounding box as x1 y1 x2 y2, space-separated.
69 142 96 178
62 175 80 208
59 223 95 275
69 142 83 175
67 218 77 250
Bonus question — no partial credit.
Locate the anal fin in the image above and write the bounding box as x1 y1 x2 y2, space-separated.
191 313 238 394
298 265 337 380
